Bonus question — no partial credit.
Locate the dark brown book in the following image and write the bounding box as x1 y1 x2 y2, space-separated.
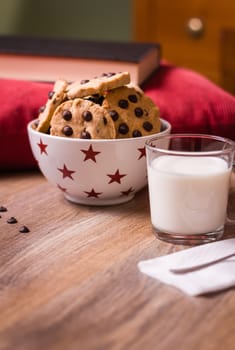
0 35 161 85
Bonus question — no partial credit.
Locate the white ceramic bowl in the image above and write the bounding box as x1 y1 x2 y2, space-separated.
27 118 171 205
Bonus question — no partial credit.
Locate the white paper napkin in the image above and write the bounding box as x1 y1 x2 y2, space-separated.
138 238 235 296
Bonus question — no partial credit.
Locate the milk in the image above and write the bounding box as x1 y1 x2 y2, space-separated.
147 156 231 234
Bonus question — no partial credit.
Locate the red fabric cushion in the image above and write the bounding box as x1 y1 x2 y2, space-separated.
1 62 235 170
0 79 53 170
143 62 235 139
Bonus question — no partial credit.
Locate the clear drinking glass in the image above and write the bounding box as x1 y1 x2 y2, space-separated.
146 134 235 245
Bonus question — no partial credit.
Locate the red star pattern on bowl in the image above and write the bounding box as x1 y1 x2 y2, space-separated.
58 164 75 180
84 188 102 198
37 138 48 155
28 118 171 205
81 145 101 162
107 169 126 184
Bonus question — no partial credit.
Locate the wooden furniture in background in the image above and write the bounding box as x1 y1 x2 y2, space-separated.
0 171 235 350
220 29 235 95
133 0 235 95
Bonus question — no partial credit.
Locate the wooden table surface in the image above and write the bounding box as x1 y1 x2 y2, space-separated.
0 170 235 350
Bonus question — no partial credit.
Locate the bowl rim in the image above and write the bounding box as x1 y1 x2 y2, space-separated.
27 118 171 143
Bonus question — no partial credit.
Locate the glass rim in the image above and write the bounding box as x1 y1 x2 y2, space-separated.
145 133 235 156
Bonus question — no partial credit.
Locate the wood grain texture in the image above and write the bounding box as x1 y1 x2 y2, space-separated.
0 171 235 350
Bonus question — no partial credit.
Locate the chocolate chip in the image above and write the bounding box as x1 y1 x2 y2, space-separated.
87 95 104 105
132 130 142 137
80 130 91 139
82 110 92 122
128 94 138 103
7 217 17 224
38 105 46 113
19 226 30 233
135 107 144 117
103 117 108 125
80 79 89 84
118 99 129 109
62 125 73 136
118 123 129 135
101 72 115 77
109 110 119 121
48 90 55 99
0 206 7 212
62 110 72 121
143 121 153 132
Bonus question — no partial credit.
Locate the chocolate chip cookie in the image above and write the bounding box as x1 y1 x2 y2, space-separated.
36 79 68 133
102 85 160 138
50 98 116 139
66 72 131 99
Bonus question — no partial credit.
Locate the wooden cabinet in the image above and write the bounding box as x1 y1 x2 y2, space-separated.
133 0 235 95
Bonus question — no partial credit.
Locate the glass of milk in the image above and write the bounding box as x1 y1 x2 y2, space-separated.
146 134 235 245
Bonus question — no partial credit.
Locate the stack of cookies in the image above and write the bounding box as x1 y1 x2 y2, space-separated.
36 72 161 139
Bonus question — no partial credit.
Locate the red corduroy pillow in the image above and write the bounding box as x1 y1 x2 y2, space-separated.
1 63 235 170
0 79 53 170
143 62 235 140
